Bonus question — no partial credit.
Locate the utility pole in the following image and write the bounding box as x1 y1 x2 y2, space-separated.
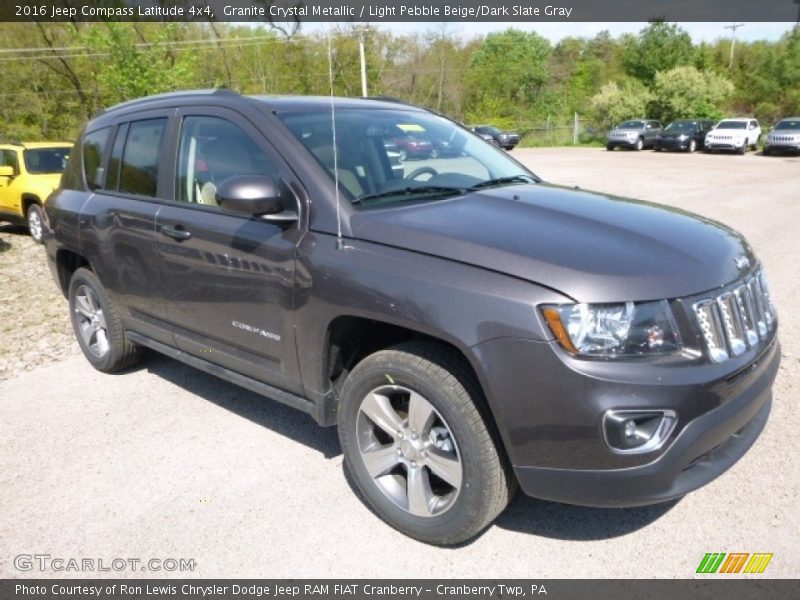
359 35 368 97
724 23 745 68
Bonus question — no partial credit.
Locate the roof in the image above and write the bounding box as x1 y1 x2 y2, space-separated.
98 89 415 118
0 141 72 149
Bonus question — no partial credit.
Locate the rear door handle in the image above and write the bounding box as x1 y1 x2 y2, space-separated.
159 224 192 241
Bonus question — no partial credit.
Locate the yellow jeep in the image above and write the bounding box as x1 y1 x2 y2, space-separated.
0 142 71 243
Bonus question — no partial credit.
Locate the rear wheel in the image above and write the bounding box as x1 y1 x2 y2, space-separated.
337 342 513 545
26 203 44 244
68 268 142 373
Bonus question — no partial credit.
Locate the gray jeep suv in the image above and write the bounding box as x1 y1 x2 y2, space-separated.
607 119 662 151
44 91 779 545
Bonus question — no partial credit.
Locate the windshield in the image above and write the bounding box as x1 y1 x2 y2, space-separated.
278 107 535 210
23 148 69 174
664 121 696 132
618 120 644 129
775 119 800 130
715 121 747 130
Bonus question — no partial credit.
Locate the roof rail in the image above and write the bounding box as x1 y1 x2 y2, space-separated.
95 88 242 117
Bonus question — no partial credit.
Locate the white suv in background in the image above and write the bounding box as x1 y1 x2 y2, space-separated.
705 118 761 154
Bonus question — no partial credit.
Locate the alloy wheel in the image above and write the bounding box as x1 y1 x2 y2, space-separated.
355 384 462 517
27 207 43 242
73 285 109 358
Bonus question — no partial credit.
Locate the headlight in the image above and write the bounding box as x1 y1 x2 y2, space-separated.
540 300 682 358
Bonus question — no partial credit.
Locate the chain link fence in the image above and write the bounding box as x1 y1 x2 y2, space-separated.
515 114 605 147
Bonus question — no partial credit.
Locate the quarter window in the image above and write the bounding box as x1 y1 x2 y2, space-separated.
119 118 167 197
82 128 110 190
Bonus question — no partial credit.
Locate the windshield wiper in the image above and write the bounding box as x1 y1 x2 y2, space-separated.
469 175 537 190
353 185 466 205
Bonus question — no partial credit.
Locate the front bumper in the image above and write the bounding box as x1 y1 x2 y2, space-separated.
706 140 745 151
656 138 693 151
765 141 800 153
472 334 780 507
607 137 639 148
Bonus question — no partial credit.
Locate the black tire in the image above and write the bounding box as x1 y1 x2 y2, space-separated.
634 137 644 151
68 267 143 373
606 143 614 151
654 146 662 152
337 341 514 545
739 140 748 155
26 203 44 244
763 147 771 156
688 139 697 153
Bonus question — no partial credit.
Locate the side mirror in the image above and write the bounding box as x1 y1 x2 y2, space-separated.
215 175 297 223
0 165 14 177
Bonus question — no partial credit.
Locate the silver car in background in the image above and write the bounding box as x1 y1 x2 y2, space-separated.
763 117 800 156
606 119 662 151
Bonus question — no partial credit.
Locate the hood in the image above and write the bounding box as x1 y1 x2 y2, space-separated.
660 131 694 139
350 184 754 302
29 173 63 195
768 128 800 136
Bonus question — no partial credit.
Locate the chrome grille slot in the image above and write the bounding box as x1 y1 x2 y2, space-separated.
693 269 776 363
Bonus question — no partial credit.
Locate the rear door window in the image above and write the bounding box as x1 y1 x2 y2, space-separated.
118 119 167 197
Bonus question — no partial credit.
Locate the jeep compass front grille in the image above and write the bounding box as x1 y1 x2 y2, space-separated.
693 270 776 363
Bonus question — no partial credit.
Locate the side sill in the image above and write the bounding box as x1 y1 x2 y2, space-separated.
126 331 327 425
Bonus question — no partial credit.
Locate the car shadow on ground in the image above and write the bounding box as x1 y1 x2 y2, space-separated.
136 352 679 542
0 223 30 237
494 493 679 541
139 352 341 459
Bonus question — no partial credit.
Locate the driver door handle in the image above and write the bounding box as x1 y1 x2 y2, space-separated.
160 224 192 241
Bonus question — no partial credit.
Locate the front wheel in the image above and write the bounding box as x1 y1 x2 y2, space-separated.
739 140 748 155
634 138 644 151
688 139 697 153
68 268 143 373
337 342 513 545
26 203 44 244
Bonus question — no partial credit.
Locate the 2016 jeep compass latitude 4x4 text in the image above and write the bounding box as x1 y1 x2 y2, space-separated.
44 91 780 545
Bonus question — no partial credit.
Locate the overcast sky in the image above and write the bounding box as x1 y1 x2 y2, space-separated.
303 22 796 43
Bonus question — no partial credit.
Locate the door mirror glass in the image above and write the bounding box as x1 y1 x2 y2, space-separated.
215 174 283 216
0 165 14 177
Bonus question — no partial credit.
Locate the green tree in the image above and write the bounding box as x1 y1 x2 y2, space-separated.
652 66 733 122
589 80 653 127
622 21 694 83
465 28 551 120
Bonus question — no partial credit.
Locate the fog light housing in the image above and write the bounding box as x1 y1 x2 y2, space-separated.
603 409 677 454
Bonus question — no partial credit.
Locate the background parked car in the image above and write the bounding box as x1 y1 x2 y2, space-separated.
705 118 761 154
472 125 520 150
391 134 434 160
654 119 715 153
763 117 800 156
0 141 71 243
606 119 662 151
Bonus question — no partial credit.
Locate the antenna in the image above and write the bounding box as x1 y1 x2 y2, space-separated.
327 32 344 248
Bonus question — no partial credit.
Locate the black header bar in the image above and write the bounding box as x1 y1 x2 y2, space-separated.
1 1 799 23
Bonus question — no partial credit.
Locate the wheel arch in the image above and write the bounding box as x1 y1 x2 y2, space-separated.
322 315 512 463
21 193 41 216
54 248 91 297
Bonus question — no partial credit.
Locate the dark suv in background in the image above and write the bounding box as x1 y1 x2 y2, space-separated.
654 119 715 153
472 125 520 150
44 91 779 545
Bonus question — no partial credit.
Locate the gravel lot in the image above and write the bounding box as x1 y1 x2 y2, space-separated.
1 148 798 578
